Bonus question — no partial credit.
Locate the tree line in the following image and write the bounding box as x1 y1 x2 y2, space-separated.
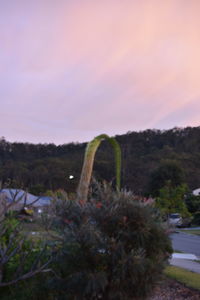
0 126 200 195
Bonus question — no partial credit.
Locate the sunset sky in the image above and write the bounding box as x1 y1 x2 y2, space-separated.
1 0 200 144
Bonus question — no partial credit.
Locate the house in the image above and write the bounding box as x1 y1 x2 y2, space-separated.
192 188 200 196
0 189 52 214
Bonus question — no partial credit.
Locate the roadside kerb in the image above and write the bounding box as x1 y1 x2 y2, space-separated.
170 253 200 274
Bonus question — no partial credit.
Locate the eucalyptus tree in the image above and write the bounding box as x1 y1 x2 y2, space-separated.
77 134 121 202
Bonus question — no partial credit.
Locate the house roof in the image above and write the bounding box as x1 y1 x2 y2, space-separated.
0 189 51 207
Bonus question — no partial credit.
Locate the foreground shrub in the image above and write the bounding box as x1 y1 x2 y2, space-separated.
0 191 51 299
49 184 173 300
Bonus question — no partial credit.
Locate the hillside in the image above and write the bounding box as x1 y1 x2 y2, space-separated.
0 126 200 195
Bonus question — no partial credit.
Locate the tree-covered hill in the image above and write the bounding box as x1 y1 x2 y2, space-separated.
0 126 200 195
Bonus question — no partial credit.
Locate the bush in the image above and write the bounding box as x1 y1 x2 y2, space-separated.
49 184 173 300
0 193 51 297
185 194 200 214
192 211 200 226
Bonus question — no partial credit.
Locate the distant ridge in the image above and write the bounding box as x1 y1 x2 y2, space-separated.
0 126 200 194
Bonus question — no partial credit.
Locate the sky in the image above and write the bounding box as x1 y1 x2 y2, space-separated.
1 0 200 145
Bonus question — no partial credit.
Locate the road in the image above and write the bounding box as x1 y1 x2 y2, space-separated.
170 231 200 257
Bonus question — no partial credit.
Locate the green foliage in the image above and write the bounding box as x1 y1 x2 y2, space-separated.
185 194 200 213
192 211 200 225
156 183 190 217
2 212 20 241
49 185 172 299
106 137 121 190
0 273 53 300
0 211 51 293
149 160 185 196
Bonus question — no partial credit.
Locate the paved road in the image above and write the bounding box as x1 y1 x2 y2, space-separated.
181 227 200 230
170 232 200 257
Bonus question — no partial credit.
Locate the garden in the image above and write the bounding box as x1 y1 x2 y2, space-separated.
0 134 199 299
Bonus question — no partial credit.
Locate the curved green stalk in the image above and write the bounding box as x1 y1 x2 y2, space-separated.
77 134 121 202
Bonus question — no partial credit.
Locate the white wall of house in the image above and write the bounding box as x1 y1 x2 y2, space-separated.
192 188 200 196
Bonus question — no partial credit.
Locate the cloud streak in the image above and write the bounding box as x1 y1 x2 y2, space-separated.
0 0 200 144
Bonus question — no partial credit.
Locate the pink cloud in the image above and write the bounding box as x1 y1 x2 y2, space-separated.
0 0 200 144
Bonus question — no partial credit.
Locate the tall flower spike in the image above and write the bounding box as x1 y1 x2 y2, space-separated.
77 134 121 202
